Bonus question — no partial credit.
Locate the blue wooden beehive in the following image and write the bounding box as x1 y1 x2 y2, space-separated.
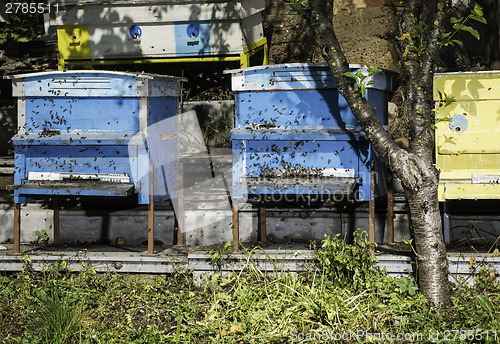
227 63 392 201
8 71 184 205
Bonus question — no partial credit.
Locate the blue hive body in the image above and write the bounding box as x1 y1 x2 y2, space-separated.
9 71 184 204
227 63 392 201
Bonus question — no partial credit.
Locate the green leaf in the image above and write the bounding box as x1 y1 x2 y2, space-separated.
453 23 480 40
435 118 452 124
450 17 461 24
470 14 487 24
476 295 493 312
360 84 366 98
472 4 484 17
439 39 452 47
343 71 358 80
369 67 382 77
356 70 366 81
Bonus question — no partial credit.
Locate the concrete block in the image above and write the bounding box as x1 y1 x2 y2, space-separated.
0 203 54 243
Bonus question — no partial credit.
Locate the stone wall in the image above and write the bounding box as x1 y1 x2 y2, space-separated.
264 0 402 71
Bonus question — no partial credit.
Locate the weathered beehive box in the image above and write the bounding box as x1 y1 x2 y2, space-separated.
226 63 393 201
45 0 266 67
8 70 184 204
434 71 500 201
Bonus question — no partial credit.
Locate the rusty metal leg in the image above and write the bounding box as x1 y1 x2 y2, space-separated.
232 199 239 252
386 171 394 245
148 164 154 255
177 161 184 246
258 201 267 243
369 162 375 248
53 199 60 245
14 203 20 254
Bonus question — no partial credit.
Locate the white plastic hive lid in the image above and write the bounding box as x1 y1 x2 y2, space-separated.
5 70 186 98
225 63 394 92
47 0 266 24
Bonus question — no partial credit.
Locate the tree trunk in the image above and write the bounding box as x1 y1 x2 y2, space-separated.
405 168 450 309
302 0 452 310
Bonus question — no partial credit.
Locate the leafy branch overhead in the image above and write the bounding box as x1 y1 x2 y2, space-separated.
440 4 487 47
403 3 487 62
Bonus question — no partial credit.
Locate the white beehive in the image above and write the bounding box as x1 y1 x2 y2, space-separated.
45 0 266 66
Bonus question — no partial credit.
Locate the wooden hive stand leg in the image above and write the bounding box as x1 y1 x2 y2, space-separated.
148 163 155 255
13 203 21 254
258 201 267 244
232 199 239 252
176 161 184 246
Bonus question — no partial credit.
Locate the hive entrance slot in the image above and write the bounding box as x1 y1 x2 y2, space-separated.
40 129 61 137
28 172 131 183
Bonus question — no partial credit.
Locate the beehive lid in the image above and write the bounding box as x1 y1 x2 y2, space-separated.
5 70 184 81
225 63 394 92
5 70 186 97
47 0 265 24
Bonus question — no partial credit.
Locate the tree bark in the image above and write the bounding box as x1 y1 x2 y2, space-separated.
304 0 451 310
405 171 450 310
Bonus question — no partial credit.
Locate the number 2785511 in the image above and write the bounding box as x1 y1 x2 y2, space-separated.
5 3 59 14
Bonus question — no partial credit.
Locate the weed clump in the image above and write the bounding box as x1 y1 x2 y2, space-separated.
315 229 383 291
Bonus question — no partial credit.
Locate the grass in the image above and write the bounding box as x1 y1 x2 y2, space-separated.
1 234 500 343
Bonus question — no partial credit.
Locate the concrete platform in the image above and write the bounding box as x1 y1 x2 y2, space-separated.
1 243 499 286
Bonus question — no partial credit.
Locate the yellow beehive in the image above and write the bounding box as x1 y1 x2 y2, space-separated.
434 71 500 201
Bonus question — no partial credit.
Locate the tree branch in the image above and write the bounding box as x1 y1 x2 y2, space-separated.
398 0 423 87
421 0 450 88
306 0 424 191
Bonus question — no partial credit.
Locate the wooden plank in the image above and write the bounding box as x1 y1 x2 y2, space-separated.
0 157 14 165
148 164 154 255
0 167 14 174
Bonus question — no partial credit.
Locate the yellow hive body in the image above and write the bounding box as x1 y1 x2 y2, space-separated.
434 71 500 201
